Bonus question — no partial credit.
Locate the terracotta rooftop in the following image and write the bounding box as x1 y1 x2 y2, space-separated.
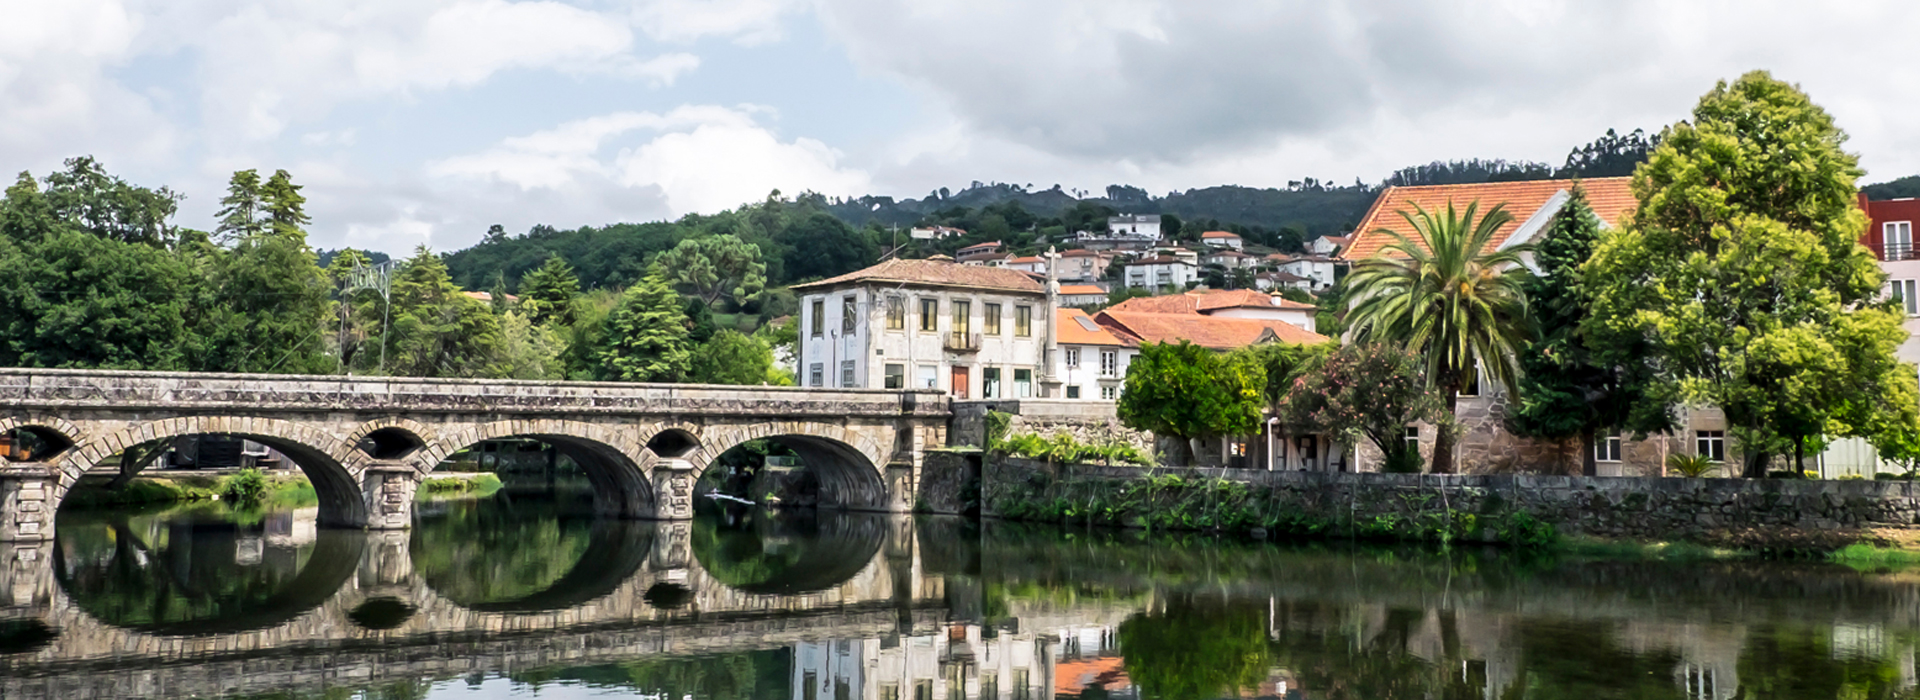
1109 289 1313 315
1056 308 1132 347
1004 255 1045 264
956 240 1003 253
1125 256 1195 266
1201 230 1241 239
1058 284 1107 296
1205 250 1255 258
1341 177 1635 261
1096 311 1327 350
790 258 1045 294
956 251 1010 263
1059 248 1104 257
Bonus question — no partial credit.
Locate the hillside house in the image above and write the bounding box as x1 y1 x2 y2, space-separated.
1057 284 1108 307
1122 256 1198 290
1201 230 1244 249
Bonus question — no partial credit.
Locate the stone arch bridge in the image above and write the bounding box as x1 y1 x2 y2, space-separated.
0 369 950 539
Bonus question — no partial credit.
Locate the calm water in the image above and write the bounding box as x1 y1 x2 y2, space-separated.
2 496 1918 699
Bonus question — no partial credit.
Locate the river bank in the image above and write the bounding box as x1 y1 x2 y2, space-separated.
60 470 503 510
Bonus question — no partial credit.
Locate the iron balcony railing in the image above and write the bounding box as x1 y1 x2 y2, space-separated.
1884 241 1915 262
944 332 982 353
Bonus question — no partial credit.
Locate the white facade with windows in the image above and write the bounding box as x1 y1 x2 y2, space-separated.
794 260 1053 400
1122 258 1198 290
1048 309 1135 401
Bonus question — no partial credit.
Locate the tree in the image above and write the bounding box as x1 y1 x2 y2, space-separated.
518 254 582 326
214 169 266 244
597 272 692 382
0 172 58 243
372 246 505 377
1583 71 1912 477
1161 213 1184 241
654 234 767 309
39 156 181 247
200 234 335 374
1117 341 1263 465
689 330 775 385
496 311 567 380
1234 341 1331 413
1561 128 1661 178
779 212 876 281
260 169 311 243
1504 186 1672 475
1346 200 1532 474
0 230 197 370
1279 344 1446 473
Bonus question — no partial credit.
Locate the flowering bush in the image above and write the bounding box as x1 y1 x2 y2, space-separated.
1279 344 1445 473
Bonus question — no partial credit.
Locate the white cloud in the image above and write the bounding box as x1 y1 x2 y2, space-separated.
430 104 869 217
0 0 177 174
631 0 802 45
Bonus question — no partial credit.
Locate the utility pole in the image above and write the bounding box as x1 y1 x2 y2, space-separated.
343 259 399 375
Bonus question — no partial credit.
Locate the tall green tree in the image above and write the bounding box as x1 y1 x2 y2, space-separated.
371 246 506 377
656 234 767 308
199 234 335 374
688 330 775 385
39 156 181 247
1118 341 1264 465
0 172 59 243
1505 187 1672 475
214 169 266 244
0 230 198 370
1583 70 1913 477
778 212 876 281
260 169 311 242
518 254 581 326
1346 200 1533 474
597 272 692 382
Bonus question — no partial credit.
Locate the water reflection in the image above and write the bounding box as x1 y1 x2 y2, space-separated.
10 500 1920 699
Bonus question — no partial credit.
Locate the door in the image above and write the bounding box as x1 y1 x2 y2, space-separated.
950 366 970 399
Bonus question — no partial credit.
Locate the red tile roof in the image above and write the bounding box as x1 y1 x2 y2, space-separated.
1058 284 1107 296
1004 255 1045 264
1201 230 1241 239
1056 308 1132 347
1096 311 1327 350
1341 176 1635 261
1126 256 1195 266
790 258 1045 294
1060 248 1104 257
957 251 1010 263
1109 289 1313 315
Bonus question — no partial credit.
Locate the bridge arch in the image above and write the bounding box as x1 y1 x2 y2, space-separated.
54 416 368 528
344 418 440 463
424 420 656 518
688 421 893 510
0 415 82 463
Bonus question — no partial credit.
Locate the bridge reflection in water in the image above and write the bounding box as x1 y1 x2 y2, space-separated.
8 505 1920 699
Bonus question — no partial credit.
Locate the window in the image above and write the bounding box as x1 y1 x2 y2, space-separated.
1697 430 1725 462
809 363 823 387
984 303 1002 335
810 299 825 337
884 363 905 389
841 295 857 333
1100 350 1118 377
881 685 900 700
982 367 1001 398
1014 369 1032 397
1015 305 1032 336
836 681 851 700
1066 385 1081 399
1893 279 1919 316
1012 669 1030 700
1405 426 1420 451
1100 385 1116 400
979 674 997 700
952 300 971 336
914 680 932 700
919 298 938 331
1595 433 1622 463
918 365 937 389
840 360 857 387
1887 221 1914 261
886 296 905 330
804 672 818 700
1065 348 1081 368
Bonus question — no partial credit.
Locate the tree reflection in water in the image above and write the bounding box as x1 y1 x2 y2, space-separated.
689 506 885 595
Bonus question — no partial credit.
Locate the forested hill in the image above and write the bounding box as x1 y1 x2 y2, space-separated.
825 180 1379 240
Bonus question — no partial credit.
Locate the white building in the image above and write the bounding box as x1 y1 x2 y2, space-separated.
1276 255 1339 290
1053 308 1136 400
1000 255 1047 274
909 225 966 240
1122 256 1199 290
1057 284 1108 307
1200 230 1244 249
1307 234 1350 256
1104 213 1161 240
1202 249 1259 269
792 258 1052 400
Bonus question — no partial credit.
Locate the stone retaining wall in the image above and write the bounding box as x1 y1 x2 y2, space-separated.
984 458 1920 541
949 400 1153 453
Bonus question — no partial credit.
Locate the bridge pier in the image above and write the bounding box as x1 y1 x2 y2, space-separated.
361 463 420 530
0 540 53 611
0 466 56 542
652 459 697 520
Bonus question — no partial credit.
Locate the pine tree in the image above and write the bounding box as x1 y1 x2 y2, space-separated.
373 246 506 377
215 169 266 244
518 254 580 326
261 169 311 244
597 272 691 382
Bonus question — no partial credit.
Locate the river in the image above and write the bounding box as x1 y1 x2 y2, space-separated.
2 494 1917 699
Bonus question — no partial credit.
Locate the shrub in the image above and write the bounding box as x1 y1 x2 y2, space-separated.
985 410 1013 449
1666 454 1717 478
994 430 1152 465
219 468 269 505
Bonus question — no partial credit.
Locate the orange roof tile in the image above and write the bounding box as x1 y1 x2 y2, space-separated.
1341 176 1635 261
1005 255 1045 264
1096 311 1327 350
1058 284 1107 296
1201 230 1241 239
1055 308 1132 347
1109 290 1313 315
790 258 1045 294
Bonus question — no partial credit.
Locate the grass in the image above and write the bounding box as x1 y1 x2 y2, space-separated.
64 472 323 510
417 473 504 500
1829 543 1920 572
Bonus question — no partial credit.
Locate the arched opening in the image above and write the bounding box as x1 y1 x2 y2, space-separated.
60 426 367 529
411 496 655 613
358 427 425 460
700 433 889 513
435 432 654 519
52 510 365 636
689 510 887 595
1 426 73 463
646 429 700 459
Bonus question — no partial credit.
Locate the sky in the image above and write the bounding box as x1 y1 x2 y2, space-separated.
3 0 1918 255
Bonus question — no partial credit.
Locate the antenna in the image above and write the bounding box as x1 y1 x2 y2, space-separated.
343 259 399 375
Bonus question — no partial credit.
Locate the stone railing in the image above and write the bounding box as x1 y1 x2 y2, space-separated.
0 368 950 419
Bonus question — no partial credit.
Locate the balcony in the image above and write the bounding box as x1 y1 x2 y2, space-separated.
944 332 982 353
1885 241 1915 262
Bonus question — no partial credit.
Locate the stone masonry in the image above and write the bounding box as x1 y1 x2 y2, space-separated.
0 368 951 539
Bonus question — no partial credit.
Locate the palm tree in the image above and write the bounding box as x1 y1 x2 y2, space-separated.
1346 200 1533 474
